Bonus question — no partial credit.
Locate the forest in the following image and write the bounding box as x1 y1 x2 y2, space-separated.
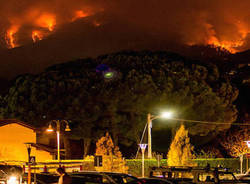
0 50 249 158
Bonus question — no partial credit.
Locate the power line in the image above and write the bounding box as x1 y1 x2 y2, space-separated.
168 118 250 126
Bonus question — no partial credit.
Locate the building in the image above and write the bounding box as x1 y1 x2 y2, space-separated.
0 119 53 162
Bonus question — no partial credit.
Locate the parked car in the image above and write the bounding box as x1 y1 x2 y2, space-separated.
22 173 109 184
149 166 247 184
235 174 250 182
101 172 139 184
22 173 58 184
127 178 174 184
235 169 250 182
70 171 117 184
0 165 23 184
71 175 114 184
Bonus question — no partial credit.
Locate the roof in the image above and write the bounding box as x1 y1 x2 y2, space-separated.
0 119 36 131
30 143 55 154
31 143 65 156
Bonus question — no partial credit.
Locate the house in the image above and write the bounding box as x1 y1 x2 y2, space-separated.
0 119 53 162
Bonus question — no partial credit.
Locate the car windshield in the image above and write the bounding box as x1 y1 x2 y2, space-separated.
22 173 59 184
71 176 102 184
70 173 114 184
108 174 137 183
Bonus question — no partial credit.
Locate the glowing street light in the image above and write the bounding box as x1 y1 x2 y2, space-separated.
161 112 173 119
245 141 250 171
46 120 71 162
245 141 250 148
139 144 147 178
147 112 172 159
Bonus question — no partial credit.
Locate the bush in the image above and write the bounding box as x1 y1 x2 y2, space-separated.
126 158 245 176
126 159 167 177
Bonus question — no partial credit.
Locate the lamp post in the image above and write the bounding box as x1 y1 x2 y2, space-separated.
47 120 71 162
24 143 32 162
24 143 32 184
147 112 172 159
139 144 147 178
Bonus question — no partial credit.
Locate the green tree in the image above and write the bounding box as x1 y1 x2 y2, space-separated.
167 124 196 166
0 51 238 156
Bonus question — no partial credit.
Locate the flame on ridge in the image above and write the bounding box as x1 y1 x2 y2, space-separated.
187 21 250 54
204 22 249 53
32 30 43 42
5 25 19 48
5 9 93 48
72 10 89 21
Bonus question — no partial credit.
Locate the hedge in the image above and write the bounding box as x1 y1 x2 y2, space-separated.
126 158 247 177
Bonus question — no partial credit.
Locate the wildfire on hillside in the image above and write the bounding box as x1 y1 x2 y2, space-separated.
5 25 19 48
72 10 89 21
1 1 250 53
205 22 249 53
2 3 95 48
187 21 250 53
32 30 43 42
35 13 56 32
3 9 94 47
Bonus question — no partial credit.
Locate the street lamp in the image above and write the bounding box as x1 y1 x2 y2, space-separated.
147 112 172 158
46 120 71 162
139 143 147 178
245 141 250 148
245 141 250 171
24 143 33 184
24 143 32 162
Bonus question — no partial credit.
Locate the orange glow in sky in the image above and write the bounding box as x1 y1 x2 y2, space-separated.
36 13 56 31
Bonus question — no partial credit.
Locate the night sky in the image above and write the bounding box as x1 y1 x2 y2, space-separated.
0 0 250 78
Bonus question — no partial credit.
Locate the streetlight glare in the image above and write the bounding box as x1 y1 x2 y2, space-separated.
7 176 18 184
46 124 53 132
161 111 172 119
65 124 71 132
245 140 250 148
46 120 71 162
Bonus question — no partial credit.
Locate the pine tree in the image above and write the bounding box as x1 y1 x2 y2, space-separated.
95 132 128 173
167 124 196 166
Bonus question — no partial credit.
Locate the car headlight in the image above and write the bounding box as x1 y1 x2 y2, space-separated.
7 176 19 184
